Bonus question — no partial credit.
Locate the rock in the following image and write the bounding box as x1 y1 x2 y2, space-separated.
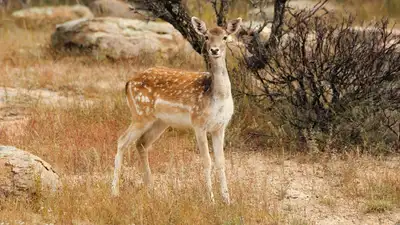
11 4 93 29
51 17 189 59
89 0 149 19
0 87 94 137
0 87 94 107
0 146 61 198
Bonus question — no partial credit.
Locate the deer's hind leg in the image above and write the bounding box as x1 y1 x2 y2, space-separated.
112 121 153 196
136 120 169 187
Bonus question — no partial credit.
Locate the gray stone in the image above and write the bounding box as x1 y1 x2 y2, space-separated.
51 17 189 59
0 146 61 198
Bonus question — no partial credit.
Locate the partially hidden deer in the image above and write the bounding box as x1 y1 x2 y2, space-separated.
111 16 242 204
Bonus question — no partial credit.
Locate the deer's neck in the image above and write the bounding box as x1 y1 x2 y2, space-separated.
209 57 231 99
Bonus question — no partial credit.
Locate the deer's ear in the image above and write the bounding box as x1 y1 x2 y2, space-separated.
226 17 242 35
191 17 207 35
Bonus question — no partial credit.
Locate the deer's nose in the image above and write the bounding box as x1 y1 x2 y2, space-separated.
210 48 220 55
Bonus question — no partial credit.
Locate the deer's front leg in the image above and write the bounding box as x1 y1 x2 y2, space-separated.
194 128 214 202
212 127 230 204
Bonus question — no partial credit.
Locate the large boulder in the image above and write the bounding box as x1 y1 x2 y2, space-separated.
11 4 93 29
51 17 190 59
0 146 61 198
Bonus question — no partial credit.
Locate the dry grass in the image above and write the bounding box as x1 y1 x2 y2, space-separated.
337 160 400 213
0 100 281 224
0 173 277 224
1 16 400 225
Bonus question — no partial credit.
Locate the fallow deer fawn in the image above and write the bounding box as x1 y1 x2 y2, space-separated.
111 16 242 204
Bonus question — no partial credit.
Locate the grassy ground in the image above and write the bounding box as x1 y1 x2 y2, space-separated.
0 14 400 225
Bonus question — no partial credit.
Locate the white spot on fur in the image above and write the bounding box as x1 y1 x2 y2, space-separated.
141 95 150 103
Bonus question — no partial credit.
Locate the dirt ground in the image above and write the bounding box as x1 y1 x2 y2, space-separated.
114 146 400 225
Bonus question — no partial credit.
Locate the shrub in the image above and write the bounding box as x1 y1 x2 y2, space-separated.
234 11 400 152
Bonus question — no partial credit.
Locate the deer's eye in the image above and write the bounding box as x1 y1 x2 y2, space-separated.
223 36 228 41
205 36 209 40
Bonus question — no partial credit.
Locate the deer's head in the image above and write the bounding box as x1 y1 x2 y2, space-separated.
191 17 242 59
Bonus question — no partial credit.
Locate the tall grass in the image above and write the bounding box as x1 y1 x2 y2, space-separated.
0 94 282 224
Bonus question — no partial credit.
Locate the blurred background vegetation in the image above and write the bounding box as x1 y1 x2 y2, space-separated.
3 0 399 28
16 0 400 21
335 0 400 19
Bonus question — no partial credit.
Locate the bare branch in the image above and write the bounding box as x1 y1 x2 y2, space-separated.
211 0 230 27
128 0 204 56
267 0 288 51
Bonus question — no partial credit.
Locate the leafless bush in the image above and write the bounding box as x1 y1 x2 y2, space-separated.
235 9 400 151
